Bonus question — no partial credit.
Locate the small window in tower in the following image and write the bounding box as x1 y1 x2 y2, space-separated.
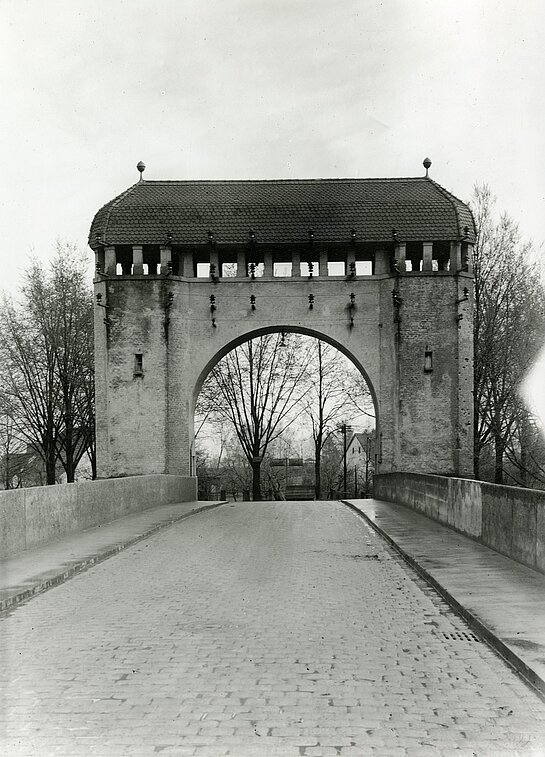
327 261 345 276
356 261 372 275
134 353 144 376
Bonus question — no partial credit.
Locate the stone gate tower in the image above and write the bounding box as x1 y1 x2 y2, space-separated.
89 162 475 481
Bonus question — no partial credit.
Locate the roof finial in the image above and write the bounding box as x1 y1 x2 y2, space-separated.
136 161 146 181
423 157 432 177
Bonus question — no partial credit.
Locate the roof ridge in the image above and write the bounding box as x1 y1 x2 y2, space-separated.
136 176 430 185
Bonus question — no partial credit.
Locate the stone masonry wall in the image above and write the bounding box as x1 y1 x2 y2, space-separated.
95 278 169 477
166 276 384 476
393 273 473 476
94 271 472 480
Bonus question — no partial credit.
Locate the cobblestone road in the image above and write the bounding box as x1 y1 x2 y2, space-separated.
2 501 545 756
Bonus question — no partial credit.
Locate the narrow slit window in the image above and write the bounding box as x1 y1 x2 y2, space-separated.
134 354 144 376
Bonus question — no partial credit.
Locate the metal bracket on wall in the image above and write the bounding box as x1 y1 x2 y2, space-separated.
348 292 356 328
210 294 217 327
96 292 112 327
95 263 112 279
456 287 469 304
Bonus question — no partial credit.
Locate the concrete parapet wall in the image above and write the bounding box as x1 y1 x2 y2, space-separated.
0 474 197 559
373 472 545 573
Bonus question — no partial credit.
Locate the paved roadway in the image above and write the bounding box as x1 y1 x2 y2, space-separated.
2 501 545 757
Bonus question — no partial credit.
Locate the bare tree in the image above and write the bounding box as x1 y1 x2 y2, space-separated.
197 333 376 499
217 446 253 500
196 333 311 500
302 340 374 498
504 411 545 488
0 244 95 484
0 414 27 488
0 291 61 484
319 434 344 498
472 185 545 485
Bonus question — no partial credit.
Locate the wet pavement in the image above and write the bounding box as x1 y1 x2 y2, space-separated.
347 498 545 696
0 500 224 612
2 500 545 756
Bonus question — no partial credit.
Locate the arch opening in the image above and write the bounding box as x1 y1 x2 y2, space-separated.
193 327 378 502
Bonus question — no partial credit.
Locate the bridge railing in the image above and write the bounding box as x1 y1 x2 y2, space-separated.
0 474 197 560
374 472 545 574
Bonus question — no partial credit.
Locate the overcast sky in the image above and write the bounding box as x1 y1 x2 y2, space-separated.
1 0 544 420
1 0 544 291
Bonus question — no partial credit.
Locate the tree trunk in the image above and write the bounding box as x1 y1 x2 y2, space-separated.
314 456 322 500
45 454 57 485
519 419 530 487
251 461 262 501
62 397 76 482
494 434 504 484
473 402 481 480
64 441 76 483
90 448 97 480
4 450 10 489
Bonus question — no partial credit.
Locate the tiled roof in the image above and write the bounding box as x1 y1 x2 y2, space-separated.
89 177 475 248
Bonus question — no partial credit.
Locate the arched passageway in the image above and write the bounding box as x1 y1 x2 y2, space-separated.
194 330 377 500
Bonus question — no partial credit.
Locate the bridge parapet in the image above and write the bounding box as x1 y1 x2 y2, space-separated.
374 472 545 574
0 474 197 560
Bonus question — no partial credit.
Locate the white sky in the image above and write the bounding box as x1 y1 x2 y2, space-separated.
1 0 544 292
0 0 543 428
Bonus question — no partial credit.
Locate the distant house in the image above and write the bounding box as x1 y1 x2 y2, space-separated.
0 444 46 489
0 440 82 489
346 431 375 496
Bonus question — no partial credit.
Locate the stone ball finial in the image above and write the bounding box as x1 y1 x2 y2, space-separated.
423 157 432 176
137 161 146 179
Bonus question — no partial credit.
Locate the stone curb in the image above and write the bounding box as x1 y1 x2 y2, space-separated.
0 501 228 615
342 500 545 699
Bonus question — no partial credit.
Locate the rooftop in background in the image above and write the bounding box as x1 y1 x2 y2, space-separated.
89 175 476 249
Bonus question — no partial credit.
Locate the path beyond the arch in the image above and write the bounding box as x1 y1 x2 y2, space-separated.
2 500 545 756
